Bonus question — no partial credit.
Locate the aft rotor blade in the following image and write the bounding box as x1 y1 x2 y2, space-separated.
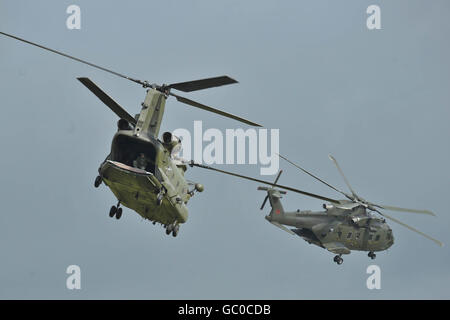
77 77 136 125
376 210 443 247
189 162 341 204
375 205 435 216
170 92 262 127
168 76 238 92
0 31 147 87
279 153 353 200
328 155 358 198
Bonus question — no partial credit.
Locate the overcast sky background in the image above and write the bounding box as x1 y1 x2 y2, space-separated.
0 0 449 299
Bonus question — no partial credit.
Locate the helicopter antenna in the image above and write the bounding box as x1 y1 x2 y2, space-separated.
0 31 262 127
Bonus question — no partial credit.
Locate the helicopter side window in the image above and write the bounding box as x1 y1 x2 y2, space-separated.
369 234 374 241
375 235 380 241
347 232 352 239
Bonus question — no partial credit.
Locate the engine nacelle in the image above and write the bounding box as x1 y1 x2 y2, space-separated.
351 215 371 226
162 132 182 154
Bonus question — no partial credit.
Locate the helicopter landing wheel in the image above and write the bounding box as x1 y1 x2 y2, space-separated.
333 255 343 265
172 224 179 237
109 206 117 218
115 208 123 220
165 224 173 235
94 175 102 188
368 252 376 260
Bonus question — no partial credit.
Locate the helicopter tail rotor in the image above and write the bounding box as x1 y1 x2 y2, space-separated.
259 170 283 210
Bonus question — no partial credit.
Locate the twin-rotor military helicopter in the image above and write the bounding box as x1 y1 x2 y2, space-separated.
0 31 311 237
1 32 442 263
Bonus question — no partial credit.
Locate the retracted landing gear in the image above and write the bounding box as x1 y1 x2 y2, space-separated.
109 201 123 219
333 255 343 265
368 251 376 260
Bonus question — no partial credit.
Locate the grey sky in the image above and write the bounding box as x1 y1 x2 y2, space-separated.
0 0 449 299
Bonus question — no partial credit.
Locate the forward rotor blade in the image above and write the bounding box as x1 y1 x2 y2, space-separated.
77 78 136 125
328 155 358 198
279 153 353 200
0 31 147 87
189 162 341 204
376 210 443 247
375 205 435 216
170 92 262 127
168 76 238 92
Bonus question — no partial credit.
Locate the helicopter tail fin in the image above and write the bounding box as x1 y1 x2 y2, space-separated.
266 189 286 217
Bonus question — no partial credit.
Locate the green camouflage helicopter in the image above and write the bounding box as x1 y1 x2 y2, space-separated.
0 31 267 237
188 155 442 264
257 154 442 265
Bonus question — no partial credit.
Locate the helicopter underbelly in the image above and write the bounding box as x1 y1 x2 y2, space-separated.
99 160 188 225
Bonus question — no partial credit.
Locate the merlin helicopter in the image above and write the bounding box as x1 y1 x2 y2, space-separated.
259 154 442 265
1 31 266 237
187 154 443 264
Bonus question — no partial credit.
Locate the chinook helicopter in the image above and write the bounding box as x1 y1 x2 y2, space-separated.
0 31 265 237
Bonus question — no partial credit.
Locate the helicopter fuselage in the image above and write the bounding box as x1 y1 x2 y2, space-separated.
269 207 394 253
97 88 194 229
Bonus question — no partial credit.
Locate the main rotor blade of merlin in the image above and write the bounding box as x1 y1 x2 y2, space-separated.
170 92 262 127
0 31 147 87
168 76 238 92
260 170 283 210
189 162 341 204
328 155 358 198
279 153 353 200
376 210 443 247
77 77 137 125
374 205 435 216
